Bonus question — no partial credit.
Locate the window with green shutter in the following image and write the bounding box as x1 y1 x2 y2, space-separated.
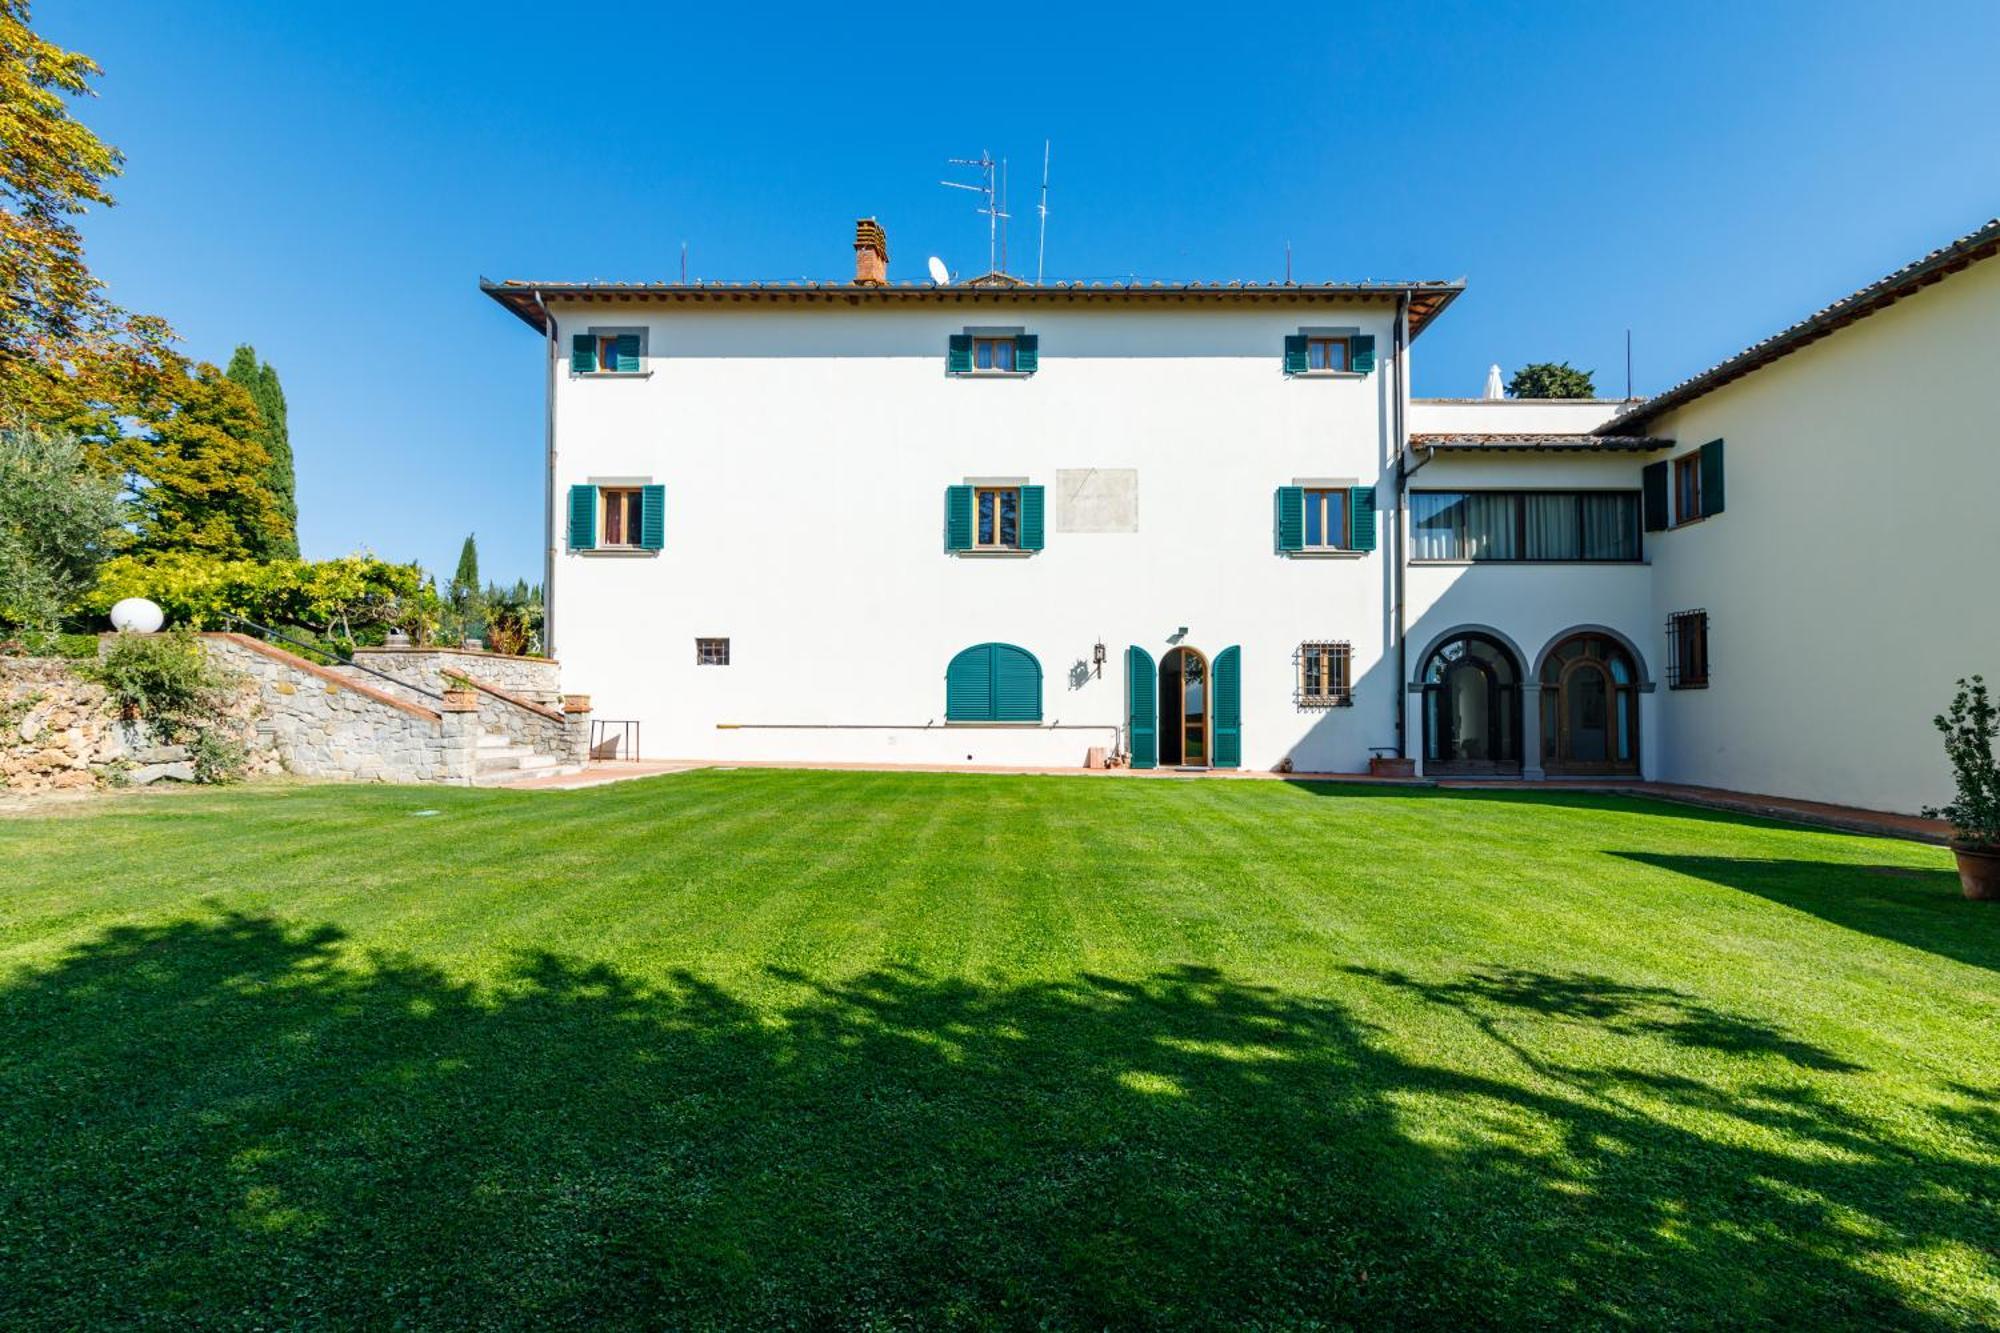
567 484 598 549
1276 486 1305 552
639 484 665 550
1283 335 1309 375
1287 331 1376 375
949 330 1036 375
1350 334 1376 373
1698 439 1725 517
1642 461 1670 532
946 334 973 374
949 483 1044 553
946 643 1042 723
571 328 646 375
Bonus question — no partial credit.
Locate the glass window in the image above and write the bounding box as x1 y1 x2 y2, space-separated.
600 488 643 547
972 337 1016 372
1410 491 1640 562
695 637 730 666
1675 455 1703 524
1307 337 1349 372
1303 489 1348 549
1298 641 1352 706
975 486 1020 548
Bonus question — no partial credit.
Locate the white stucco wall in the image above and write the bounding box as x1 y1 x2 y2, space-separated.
1642 256 2000 813
1409 398 1630 435
547 300 1404 771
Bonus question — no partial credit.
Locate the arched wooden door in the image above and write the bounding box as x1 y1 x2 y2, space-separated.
1539 634 1640 774
1158 647 1210 768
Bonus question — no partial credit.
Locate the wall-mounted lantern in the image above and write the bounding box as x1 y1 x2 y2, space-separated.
1092 640 1107 678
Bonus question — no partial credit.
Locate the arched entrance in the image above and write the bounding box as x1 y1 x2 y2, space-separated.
1420 633 1523 775
1539 633 1641 774
1158 646 1209 767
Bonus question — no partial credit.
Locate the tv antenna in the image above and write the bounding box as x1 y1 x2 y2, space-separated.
1035 140 1051 286
942 151 1010 276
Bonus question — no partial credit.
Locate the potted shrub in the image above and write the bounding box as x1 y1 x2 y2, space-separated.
1923 676 2000 900
441 670 479 712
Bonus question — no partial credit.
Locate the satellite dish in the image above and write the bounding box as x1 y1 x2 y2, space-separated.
927 256 951 286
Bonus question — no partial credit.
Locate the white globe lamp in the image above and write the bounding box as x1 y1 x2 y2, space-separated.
109 597 165 634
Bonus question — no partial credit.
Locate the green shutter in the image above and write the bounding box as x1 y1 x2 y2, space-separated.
946 644 993 721
1276 486 1305 552
1283 334 1308 375
1350 334 1376 374
1348 486 1377 552
945 485 973 551
1019 485 1045 551
992 644 1042 721
567 484 597 549
1212 645 1241 769
639 484 665 550
614 334 641 372
1126 646 1157 769
570 334 596 374
1014 333 1039 374
1700 439 1725 517
947 334 973 374
1642 461 1669 532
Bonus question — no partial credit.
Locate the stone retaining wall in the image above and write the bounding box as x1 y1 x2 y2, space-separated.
351 647 562 704
202 634 478 784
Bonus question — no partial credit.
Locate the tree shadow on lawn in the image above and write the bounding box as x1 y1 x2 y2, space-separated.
1614 853 1992 973
1 913 1994 1328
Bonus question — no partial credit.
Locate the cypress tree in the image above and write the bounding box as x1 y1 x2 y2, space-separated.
225 344 299 558
451 533 480 606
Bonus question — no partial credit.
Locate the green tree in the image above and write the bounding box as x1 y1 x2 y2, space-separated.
451 534 480 605
0 0 175 421
102 360 286 560
1507 362 1596 399
0 426 124 649
224 345 298 558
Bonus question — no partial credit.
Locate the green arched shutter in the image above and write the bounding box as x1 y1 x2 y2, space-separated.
946 645 993 721
1126 645 1157 769
1212 645 1241 768
992 644 1042 721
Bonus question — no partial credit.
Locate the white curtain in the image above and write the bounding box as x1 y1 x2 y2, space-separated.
1465 494 1518 560
1525 495 1578 560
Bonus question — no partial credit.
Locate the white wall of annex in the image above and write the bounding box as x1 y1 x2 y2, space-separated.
1408 398 1630 436
546 300 1404 771
1644 257 2000 814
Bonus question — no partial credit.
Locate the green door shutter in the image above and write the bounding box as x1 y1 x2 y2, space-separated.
1126 646 1157 769
567 484 597 549
1350 334 1377 373
992 644 1042 721
1212 645 1242 769
639 484 665 550
945 485 973 551
946 645 993 721
1019 485 1045 551
1700 439 1725 517
570 334 596 374
1276 486 1305 552
1283 334 1308 375
613 334 641 372
1348 485 1378 551
947 334 973 374
1642 461 1669 531
1014 333 1039 374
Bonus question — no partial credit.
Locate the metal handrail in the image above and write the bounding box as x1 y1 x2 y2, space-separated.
221 616 446 703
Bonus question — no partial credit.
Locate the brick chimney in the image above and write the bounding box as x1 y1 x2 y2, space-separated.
853 218 889 286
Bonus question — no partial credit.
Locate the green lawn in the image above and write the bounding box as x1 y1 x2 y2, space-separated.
2 773 1996 1328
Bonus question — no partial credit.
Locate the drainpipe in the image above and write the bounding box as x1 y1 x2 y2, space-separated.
1391 292 1410 759
532 289 557 659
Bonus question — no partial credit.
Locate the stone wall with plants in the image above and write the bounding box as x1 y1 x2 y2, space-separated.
202 634 479 784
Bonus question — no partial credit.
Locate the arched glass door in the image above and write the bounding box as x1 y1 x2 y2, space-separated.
1420 634 1522 774
1540 634 1640 774
1158 647 1209 767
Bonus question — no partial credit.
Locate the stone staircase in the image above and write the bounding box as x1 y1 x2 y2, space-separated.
472 726 570 786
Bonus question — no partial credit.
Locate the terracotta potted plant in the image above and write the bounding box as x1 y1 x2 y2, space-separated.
1923 675 2000 900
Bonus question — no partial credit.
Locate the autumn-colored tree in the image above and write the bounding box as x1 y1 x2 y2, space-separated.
104 361 286 559
0 0 174 420
224 344 298 557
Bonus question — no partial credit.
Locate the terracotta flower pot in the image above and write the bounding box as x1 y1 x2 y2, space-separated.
1952 844 2000 901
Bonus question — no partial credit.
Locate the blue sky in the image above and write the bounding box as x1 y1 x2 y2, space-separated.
51 1 2000 586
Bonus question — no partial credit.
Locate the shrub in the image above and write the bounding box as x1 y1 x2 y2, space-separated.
1923 676 2000 850
83 628 248 783
1507 362 1596 399
88 552 441 645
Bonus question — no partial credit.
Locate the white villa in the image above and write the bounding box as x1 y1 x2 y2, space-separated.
483 216 2000 815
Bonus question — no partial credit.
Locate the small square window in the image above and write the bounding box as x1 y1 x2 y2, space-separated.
1297 642 1353 707
599 487 644 548
1302 488 1350 550
1667 611 1708 689
696 637 730 666
972 336 1016 372
1307 336 1350 373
